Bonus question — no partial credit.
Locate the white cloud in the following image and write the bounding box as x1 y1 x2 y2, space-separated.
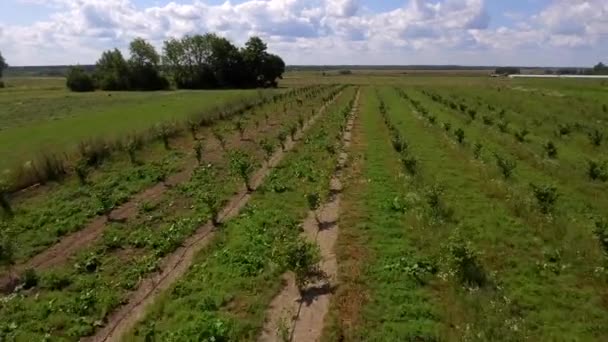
0 0 606 66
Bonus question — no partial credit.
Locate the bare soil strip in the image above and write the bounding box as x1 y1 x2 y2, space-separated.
86 92 343 342
259 90 359 342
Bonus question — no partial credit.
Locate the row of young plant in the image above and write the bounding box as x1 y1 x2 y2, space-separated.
122 88 357 341
404 88 608 259
392 87 608 338
421 89 608 183
0 85 341 281
1 85 322 195
0 86 348 340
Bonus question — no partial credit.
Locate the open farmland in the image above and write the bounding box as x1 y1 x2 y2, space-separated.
0 72 608 341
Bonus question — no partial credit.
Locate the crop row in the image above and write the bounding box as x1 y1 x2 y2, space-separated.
0 86 349 340
385 86 608 339
0 85 340 275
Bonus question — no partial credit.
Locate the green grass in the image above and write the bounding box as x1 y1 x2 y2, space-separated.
0 79 275 171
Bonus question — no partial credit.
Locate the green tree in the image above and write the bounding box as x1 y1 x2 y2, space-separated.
0 50 7 79
66 66 96 92
128 38 168 90
94 49 131 90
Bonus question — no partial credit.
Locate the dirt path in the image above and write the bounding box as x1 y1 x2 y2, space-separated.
86 92 343 342
259 90 359 342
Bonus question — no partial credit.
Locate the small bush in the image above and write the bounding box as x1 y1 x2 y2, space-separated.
497 120 509 133
21 268 39 289
233 119 245 140
400 152 418 175
514 128 529 142
530 183 559 214
257 139 273 163
286 239 321 292
473 142 483 159
446 234 486 287
66 66 96 92
392 134 408 153
587 160 608 181
278 131 288 151
425 184 454 222
495 153 517 179
588 129 604 147
557 124 572 137
443 122 452 132
229 150 255 192
193 141 203 165
194 166 222 226
482 115 494 126
212 129 226 150
454 128 465 144
289 124 298 141
467 109 477 120
75 159 89 185
0 178 13 217
306 192 322 224
594 219 608 255
427 115 436 125
544 141 558 159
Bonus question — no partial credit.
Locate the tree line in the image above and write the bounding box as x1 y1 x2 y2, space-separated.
66 34 285 92
0 51 7 88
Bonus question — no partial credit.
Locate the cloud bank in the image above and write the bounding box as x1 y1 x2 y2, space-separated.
1 0 607 66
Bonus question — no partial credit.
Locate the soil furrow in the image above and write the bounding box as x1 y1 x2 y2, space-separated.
259 90 359 342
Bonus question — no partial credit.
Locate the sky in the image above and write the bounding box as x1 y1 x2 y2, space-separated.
0 0 606 67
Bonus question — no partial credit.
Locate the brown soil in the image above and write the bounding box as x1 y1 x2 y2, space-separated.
259 90 359 342
86 92 341 342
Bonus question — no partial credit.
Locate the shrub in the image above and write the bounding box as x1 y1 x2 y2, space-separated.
289 124 298 141
0 81 4 88
229 150 255 192
278 131 288 150
0 231 15 277
298 115 305 129
400 152 418 175
75 159 89 185
446 234 486 287
233 119 245 140
286 239 321 292
392 134 408 153
425 184 453 222
514 128 529 142
427 115 436 125
588 129 604 147
467 109 477 120
495 153 517 179
0 178 13 217
187 119 199 140
193 141 203 165
125 137 140 165
306 192 322 225
473 142 483 159
544 141 558 159
482 116 494 126
587 160 608 181
557 124 572 137
530 183 559 214
212 129 226 150
66 66 96 92
194 166 222 226
497 120 509 133
594 219 608 255
443 122 452 132
155 124 173 150
259 139 275 163
21 268 39 289
454 128 465 144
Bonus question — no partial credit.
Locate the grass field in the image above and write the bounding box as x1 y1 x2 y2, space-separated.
0 77 276 172
1 73 607 341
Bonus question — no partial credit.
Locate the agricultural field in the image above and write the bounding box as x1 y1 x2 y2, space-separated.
0 73 607 341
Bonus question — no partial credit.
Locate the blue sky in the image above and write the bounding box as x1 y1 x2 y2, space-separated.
0 0 606 66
